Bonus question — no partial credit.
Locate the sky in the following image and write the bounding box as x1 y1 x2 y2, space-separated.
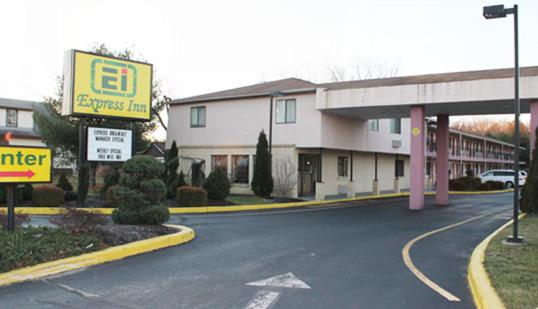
1 0 537 139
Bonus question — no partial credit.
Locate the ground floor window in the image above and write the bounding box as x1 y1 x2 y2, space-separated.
337 156 348 177
232 155 249 184
395 159 404 178
211 155 228 173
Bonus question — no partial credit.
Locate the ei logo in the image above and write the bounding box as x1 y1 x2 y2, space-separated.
90 59 138 97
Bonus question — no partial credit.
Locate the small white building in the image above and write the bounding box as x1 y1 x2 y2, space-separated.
0 98 44 147
166 72 517 200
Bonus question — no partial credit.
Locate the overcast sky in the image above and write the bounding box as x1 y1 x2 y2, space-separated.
1 0 536 138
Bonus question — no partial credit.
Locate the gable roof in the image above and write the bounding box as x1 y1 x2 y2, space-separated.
169 66 538 105
169 78 317 105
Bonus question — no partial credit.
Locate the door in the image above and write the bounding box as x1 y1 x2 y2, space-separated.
299 154 320 197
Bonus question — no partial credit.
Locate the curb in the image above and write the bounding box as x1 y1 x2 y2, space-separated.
1 189 513 216
467 213 526 309
0 224 195 287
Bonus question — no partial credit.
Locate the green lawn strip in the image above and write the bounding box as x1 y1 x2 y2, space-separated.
484 214 538 309
226 195 272 205
0 227 105 273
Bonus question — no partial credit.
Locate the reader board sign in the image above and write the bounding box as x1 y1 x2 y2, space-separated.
62 50 153 121
87 127 132 162
0 146 52 184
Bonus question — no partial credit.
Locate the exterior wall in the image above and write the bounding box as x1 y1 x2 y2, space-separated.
8 138 44 147
178 145 297 196
316 150 410 198
0 108 5 126
167 91 516 199
319 115 410 155
18 110 33 128
167 93 322 149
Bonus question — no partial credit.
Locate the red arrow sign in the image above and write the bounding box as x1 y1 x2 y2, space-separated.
0 170 35 179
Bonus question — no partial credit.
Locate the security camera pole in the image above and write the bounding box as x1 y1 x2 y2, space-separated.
483 4 523 243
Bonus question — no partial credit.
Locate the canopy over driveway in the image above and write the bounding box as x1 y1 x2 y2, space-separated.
315 66 538 209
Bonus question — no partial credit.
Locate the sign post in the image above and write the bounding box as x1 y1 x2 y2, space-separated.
0 146 52 232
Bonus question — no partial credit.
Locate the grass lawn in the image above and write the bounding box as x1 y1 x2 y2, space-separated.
226 195 272 205
484 214 538 309
0 227 104 273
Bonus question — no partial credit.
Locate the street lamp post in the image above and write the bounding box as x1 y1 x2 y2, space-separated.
483 4 523 243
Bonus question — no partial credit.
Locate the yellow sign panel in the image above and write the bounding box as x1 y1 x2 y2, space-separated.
0 146 52 183
63 50 153 121
412 127 421 137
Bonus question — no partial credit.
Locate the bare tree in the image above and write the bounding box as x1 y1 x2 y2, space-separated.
273 158 298 197
325 58 399 82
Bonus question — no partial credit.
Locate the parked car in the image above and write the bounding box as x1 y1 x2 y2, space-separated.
479 169 526 188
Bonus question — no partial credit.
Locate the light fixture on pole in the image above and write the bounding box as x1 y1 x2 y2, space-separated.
483 4 523 243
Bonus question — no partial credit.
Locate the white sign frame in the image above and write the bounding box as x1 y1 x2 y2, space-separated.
86 127 132 162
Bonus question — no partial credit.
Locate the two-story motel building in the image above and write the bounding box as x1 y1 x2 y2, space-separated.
166 69 518 200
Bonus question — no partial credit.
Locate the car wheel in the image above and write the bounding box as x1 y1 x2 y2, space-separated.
505 181 514 188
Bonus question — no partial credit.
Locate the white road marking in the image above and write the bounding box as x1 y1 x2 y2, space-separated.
244 290 280 309
247 272 311 289
43 280 100 299
244 273 310 309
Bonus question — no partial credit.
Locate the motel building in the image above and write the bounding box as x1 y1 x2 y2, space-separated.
166 67 538 207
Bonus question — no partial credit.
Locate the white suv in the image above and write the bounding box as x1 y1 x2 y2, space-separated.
479 169 527 188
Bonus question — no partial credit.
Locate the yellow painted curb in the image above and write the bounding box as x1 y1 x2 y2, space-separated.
467 213 526 309
0 189 513 215
0 224 195 287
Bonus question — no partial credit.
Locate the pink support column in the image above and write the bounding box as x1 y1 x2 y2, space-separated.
410 106 425 210
436 114 449 206
530 101 538 156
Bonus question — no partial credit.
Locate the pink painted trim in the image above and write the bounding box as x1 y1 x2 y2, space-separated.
410 106 425 210
436 114 449 206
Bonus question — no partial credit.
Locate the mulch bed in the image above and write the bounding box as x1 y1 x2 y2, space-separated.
94 224 178 246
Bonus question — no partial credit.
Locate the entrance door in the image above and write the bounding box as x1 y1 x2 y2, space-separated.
299 154 320 197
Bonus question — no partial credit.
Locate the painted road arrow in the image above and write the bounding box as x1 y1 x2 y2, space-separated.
0 170 35 179
245 273 310 309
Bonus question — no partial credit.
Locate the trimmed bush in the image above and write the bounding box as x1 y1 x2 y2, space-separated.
32 185 64 207
203 169 231 201
177 171 187 188
478 183 491 191
485 180 505 190
64 191 79 202
448 176 481 191
110 156 170 225
100 167 120 196
56 173 73 192
251 130 273 197
177 186 208 207
0 185 24 204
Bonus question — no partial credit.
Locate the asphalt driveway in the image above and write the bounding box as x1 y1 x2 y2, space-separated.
0 193 513 308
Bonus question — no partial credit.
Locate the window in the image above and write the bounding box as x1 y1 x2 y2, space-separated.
368 119 379 131
390 118 401 134
190 106 206 127
211 155 228 173
395 159 404 178
232 155 249 184
6 109 17 127
337 156 348 177
276 99 296 123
